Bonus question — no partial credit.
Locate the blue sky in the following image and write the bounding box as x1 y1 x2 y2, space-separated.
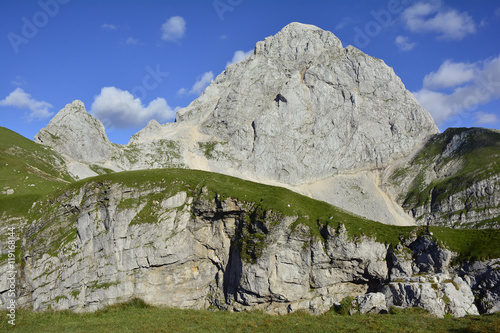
1 0 499 145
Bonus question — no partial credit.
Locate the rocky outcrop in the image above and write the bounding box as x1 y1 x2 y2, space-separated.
1 175 494 317
459 259 500 314
383 275 478 318
385 128 500 228
353 293 388 314
35 100 117 164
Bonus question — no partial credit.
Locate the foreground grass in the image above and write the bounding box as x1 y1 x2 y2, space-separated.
1 300 498 333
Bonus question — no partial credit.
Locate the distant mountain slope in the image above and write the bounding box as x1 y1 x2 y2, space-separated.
386 128 500 228
0 127 74 217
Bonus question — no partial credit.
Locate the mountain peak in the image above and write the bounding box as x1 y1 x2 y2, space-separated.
177 22 438 184
57 100 86 115
280 22 322 32
253 22 342 61
35 101 114 163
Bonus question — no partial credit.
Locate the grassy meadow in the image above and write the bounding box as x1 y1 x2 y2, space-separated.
1 299 499 333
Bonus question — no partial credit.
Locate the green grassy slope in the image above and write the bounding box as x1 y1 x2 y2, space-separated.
1 299 498 333
0 127 74 217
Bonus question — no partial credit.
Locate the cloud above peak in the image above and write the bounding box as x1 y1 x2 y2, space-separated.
161 16 186 42
90 87 176 129
178 71 214 96
423 60 477 89
395 35 416 51
474 112 498 126
401 2 476 40
226 49 253 67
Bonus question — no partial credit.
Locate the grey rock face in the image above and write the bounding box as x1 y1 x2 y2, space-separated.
385 128 500 229
409 235 452 275
383 275 478 318
460 259 500 314
354 293 388 314
35 101 116 163
176 22 438 184
35 101 186 177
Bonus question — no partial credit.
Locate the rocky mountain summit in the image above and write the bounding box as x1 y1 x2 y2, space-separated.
175 22 438 184
35 22 442 226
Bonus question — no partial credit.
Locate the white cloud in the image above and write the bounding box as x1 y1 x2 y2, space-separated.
102 23 117 30
90 87 176 128
0 88 53 121
177 72 214 97
161 16 186 42
474 112 498 125
190 72 213 95
413 54 500 125
226 49 253 67
176 88 187 96
401 2 475 40
125 37 139 45
423 60 477 89
413 88 456 125
395 35 416 51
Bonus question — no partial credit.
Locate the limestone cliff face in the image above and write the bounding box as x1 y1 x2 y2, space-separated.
174 22 439 184
3 177 497 317
35 101 116 164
